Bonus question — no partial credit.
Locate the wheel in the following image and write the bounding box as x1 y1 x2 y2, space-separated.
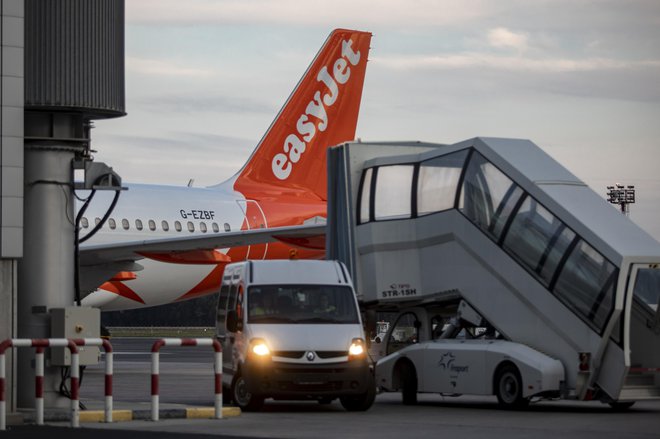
399 362 418 405
340 374 376 411
231 370 264 411
608 401 635 411
495 364 529 409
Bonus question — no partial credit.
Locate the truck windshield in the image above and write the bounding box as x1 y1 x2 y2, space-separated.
247 285 359 324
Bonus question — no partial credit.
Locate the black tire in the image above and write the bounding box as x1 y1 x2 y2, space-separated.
608 401 635 411
222 384 232 404
340 374 376 411
400 361 418 405
495 364 529 409
231 370 264 412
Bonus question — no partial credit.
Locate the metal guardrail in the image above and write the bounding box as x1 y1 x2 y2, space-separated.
2 337 226 429
150 338 222 421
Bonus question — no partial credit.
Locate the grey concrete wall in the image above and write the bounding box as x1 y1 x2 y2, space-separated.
0 260 17 411
1 0 24 413
1 0 23 258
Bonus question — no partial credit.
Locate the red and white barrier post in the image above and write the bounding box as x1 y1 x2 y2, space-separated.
34 347 45 425
71 338 114 422
0 338 80 429
150 338 222 421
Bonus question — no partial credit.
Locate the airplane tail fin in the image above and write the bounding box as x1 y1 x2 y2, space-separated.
233 29 372 201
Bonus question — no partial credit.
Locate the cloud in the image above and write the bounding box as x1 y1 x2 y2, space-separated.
487 27 529 52
372 53 660 73
126 0 492 27
126 57 215 78
99 132 254 155
132 94 274 115
92 132 255 185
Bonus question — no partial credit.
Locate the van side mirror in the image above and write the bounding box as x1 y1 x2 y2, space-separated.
226 310 242 332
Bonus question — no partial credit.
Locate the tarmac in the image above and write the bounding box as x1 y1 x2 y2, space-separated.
2 405 242 438
6 405 241 424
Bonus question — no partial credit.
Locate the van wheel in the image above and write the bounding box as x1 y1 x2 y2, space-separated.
400 361 417 405
608 401 635 411
495 364 528 409
231 371 264 411
340 374 376 411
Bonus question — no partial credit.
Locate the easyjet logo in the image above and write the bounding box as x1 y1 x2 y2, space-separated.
271 38 362 180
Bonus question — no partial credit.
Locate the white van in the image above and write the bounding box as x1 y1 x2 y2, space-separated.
215 260 375 411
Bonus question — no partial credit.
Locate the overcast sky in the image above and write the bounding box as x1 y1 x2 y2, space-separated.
91 0 660 240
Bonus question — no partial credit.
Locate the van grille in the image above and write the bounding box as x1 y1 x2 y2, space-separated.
272 351 305 359
272 351 348 359
317 351 348 359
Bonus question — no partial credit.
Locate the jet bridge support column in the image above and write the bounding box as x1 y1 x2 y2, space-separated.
17 0 126 409
18 122 86 408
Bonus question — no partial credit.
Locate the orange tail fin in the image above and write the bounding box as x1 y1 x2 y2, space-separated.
233 29 372 201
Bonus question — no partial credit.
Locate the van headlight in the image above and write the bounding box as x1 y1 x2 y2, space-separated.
348 338 365 358
250 338 271 357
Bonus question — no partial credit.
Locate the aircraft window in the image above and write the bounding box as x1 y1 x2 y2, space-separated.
459 152 520 239
417 150 469 215
503 196 576 287
95 217 101 225
81 217 89 228
108 218 116 230
148 220 156 231
200 222 207 233
161 220 169 231
121 219 130 230
212 223 220 233
187 221 194 232
358 167 373 224
175 221 182 232
554 240 617 332
135 219 143 231
374 165 414 221
223 223 230 232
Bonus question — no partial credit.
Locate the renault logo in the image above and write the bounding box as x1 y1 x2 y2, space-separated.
306 351 316 362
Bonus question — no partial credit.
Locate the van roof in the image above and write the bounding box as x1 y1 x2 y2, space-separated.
229 260 351 286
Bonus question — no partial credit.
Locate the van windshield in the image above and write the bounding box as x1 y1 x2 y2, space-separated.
247 285 359 324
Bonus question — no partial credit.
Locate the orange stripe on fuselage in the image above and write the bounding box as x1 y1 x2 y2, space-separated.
138 250 232 265
100 281 145 304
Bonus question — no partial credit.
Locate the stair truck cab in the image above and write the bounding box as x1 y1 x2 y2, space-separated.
215 259 375 411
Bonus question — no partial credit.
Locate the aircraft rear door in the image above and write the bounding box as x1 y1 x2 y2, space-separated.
237 200 268 259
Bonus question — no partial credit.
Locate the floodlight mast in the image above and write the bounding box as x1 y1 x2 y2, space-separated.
606 184 635 216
